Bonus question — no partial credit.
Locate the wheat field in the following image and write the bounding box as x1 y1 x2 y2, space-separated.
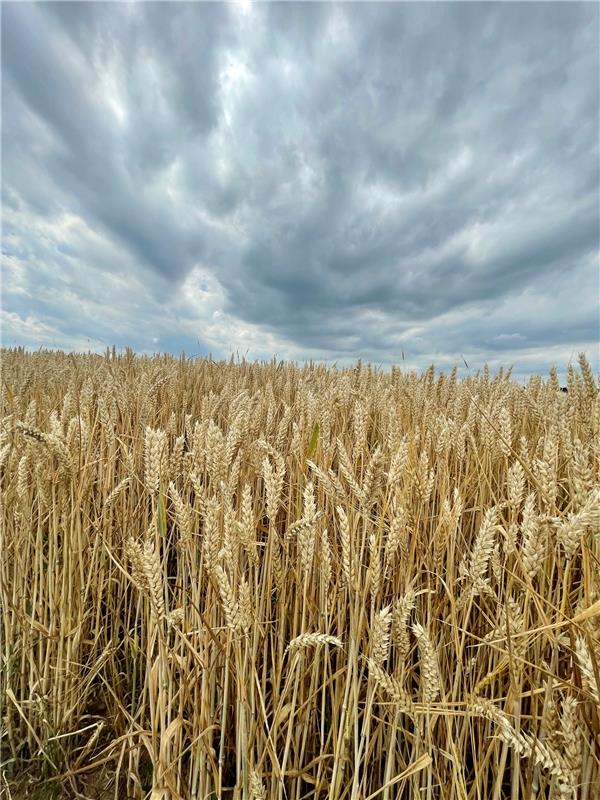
1 348 599 799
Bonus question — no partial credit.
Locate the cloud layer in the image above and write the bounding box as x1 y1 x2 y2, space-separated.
2 1 598 377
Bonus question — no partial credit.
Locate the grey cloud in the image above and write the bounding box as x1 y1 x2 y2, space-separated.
2 3 230 281
2 1 598 376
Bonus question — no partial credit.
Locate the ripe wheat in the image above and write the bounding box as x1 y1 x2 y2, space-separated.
1 348 598 799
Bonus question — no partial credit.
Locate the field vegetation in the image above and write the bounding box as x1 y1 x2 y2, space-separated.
1 348 599 799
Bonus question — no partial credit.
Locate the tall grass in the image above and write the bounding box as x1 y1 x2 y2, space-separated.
1 347 598 799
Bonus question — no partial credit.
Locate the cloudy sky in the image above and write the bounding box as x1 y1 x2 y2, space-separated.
2 1 598 377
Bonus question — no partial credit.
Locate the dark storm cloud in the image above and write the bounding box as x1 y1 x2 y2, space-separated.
2 1 598 376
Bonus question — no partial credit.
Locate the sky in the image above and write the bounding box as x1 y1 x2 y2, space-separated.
1 1 599 378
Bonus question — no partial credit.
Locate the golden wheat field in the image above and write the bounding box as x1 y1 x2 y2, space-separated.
1 348 599 800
